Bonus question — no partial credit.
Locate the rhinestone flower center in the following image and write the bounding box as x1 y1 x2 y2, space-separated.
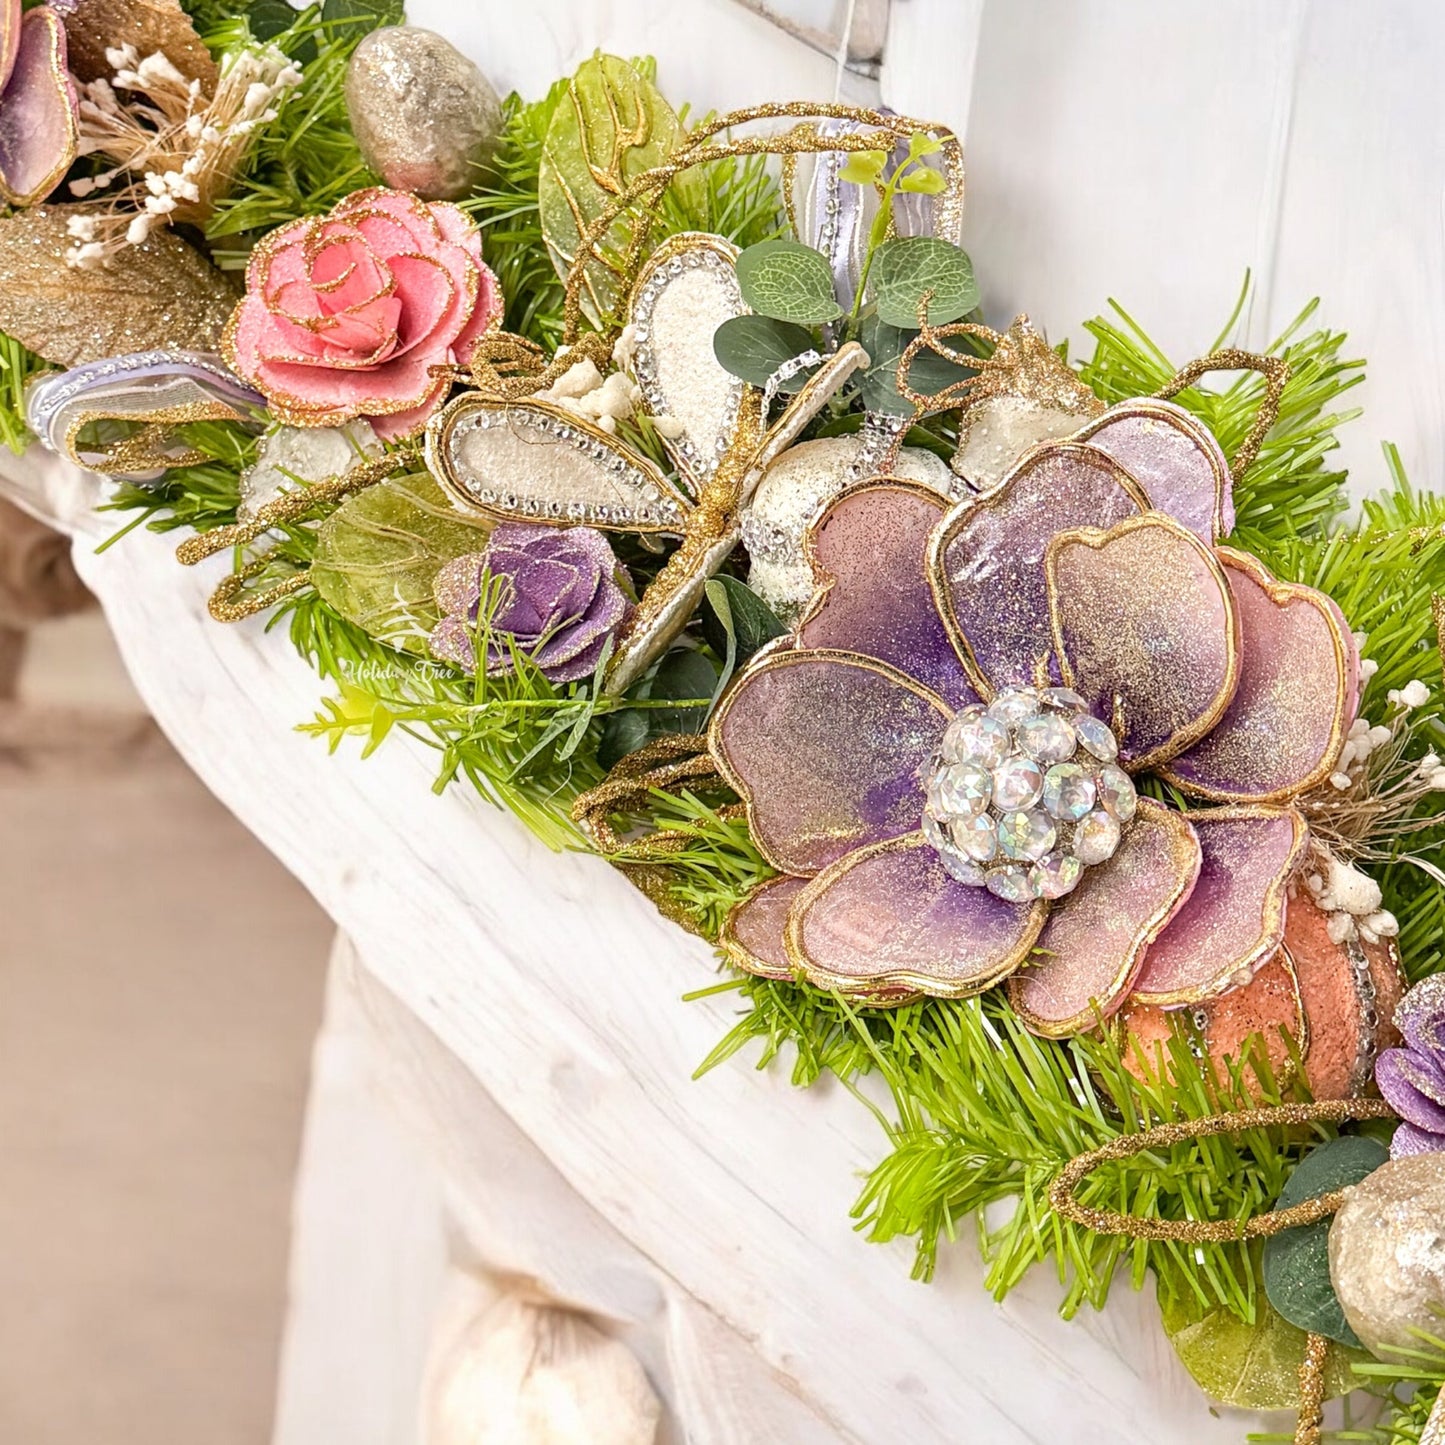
921 686 1138 903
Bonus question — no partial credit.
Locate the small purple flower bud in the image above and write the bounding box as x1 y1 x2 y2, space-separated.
429 524 630 683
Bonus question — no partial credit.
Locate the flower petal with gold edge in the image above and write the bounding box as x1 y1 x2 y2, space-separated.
1068 397 1233 543
709 648 951 876
1159 548 1356 804
785 833 1047 999
719 874 807 981
1117 949 1307 1093
1287 891 1406 1100
425 396 694 534
720 873 922 1005
1045 512 1240 773
1008 798 1202 1037
799 477 980 709
0 7 78 209
0 0 19 93
1130 805 1307 1007
627 232 748 491
928 442 1147 697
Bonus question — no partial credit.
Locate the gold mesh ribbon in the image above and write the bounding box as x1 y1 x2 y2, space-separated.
571 732 740 856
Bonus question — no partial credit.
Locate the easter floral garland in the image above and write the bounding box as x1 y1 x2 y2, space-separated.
5 3 1445 1438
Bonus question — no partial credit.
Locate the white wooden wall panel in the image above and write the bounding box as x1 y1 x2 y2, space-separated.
887 0 1445 501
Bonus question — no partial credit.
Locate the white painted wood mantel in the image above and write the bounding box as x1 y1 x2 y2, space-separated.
6 3 1443 1442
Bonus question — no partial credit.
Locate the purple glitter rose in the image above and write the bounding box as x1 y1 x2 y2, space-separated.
429 524 629 682
1376 975 1445 1157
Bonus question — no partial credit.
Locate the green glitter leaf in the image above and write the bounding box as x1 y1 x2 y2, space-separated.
1161 1288 1365 1409
310 472 494 655
538 54 695 327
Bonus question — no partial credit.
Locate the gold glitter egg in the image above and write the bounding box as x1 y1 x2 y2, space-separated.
345 26 502 201
1327 1152 1445 1357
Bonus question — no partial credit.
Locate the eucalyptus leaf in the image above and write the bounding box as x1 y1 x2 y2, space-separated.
701 574 786 665
247 0 301 41
1262 1136 1388 1346
538 55 697 327
310 472 493 655
871 236 979 328
712 314 817 391
734 239 843 324
1160 1290 1366 1410
648 648 719 734
597 708 652 770
858 314 974 416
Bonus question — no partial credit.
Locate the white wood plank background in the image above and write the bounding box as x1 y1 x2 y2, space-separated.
9 2 1442 1440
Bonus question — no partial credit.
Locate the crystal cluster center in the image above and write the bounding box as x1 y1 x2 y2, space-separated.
921 687 1138 903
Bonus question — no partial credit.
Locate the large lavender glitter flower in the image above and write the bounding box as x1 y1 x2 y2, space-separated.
1377 976 1445 1157
710 399 1360 1035
429 523 629 683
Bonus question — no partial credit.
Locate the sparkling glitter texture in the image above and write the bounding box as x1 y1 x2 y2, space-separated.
1328 1153 1445 1357
921 686 1137 901
344 26 503 201
1048 513 1238 771
628 237 747 489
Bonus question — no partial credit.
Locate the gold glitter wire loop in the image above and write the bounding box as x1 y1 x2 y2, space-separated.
896 307 1001 415
559 104 961 344
1294 1332 1329 1445
1153 348 1291 479
1048 1097 1396 1243
571 732 739 856
204 554 309 622
175 445 418 568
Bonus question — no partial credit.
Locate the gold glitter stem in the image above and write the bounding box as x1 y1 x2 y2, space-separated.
897 314 1001 414
175 445 417 568
63 399 247 474
1153 349 1290 478
560 105 960 343
1294 1332 1329 1445
204 554 309 622
1048 1097 1396 1243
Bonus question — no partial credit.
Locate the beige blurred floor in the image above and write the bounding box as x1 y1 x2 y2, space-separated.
0 611 333 1445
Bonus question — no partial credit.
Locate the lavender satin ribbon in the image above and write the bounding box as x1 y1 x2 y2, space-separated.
27 350 265 474
791 114 962 313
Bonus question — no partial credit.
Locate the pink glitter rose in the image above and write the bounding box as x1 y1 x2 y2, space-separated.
223 187 503 440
